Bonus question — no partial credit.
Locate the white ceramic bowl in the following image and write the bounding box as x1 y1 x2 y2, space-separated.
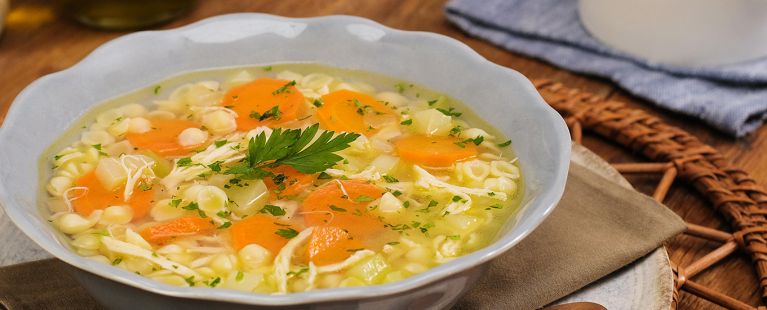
579 0 767 67
0 14 570 309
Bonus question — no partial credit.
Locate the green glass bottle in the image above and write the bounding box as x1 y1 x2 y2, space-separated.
57 0 195 30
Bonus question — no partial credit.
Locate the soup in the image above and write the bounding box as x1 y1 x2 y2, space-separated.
43 64 522 293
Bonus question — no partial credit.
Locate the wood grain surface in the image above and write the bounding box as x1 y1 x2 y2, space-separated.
0 0 763 308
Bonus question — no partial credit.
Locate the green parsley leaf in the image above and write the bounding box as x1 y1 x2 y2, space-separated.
170 198 182 208
427 99 438 106
312 99 323 107
138 181 152 192
452 195 463 202
329 205 347 212
177 157 193 167
497 139 512 147
153 85 161 94
184 276 196 286
208 161 223 172
262 65 273 71
217 222 232 229
382 175 399 183
235 271 244 281
317 172 333 179
287 267 309 277
272 80 296 95
111 257 122 265
436 107 462 117
260 205 286 216
354 195 374 202
182 202 199 211
400 119 412 125
276 228 299 239
214 140 228 148
205 277 221 287
249 105 281 121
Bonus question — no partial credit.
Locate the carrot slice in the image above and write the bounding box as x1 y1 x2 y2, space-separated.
316 90 395 135
302 180 385 239
140 216 216 245
221 78 306 131
125 118 204 156
394 135 477 167
306 226 364 266
263 166 316 199
229 214 298 253
70 171 155 220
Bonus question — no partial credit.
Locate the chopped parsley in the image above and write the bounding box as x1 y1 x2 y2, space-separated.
427 99 438 106
214 140 228 148
137 181 152 192
184 276 196 286
275 228 299 239
217 221 232 229
170 198 182 208
153 85 161 94
329 205 347 212
383 175 399 183
207 161 223 172
272 80 296 95
262 65 273 71
498 139 512 147
286 267 309 277
312 99 323 107
249 105 281 121
354 195 374 202
317 172 333 179
400 119 412 125
205 277 221 288
235 271 244 281
176 157 193 167
436 107 462 117
111 257 122 265
260 205 286 216
485 204 504 210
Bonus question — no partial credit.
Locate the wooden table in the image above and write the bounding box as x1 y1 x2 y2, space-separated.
1 1 763 308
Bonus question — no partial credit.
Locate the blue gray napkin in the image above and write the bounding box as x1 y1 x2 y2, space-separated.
445 0 767 137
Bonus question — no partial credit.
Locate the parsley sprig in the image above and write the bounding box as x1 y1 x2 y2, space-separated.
224 124 360 180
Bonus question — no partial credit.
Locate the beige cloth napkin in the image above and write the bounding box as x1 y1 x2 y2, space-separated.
0 162 685 309
455 163 686 309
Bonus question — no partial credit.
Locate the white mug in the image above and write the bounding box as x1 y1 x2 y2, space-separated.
579 0 767 67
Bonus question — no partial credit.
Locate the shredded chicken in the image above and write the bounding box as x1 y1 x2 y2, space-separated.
101 236 199 279
273 227 315 293
413 165 506 214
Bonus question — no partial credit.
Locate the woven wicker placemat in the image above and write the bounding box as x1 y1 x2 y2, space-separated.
535 80 767 310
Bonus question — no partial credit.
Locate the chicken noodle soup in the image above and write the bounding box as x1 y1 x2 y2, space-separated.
43 64 522 293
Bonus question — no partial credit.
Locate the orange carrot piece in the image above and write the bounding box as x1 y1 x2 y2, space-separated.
306 226 364 266
140 216 216 245
263 166 316 199
125 118 204 156
394 135 478 167
316 90 395 135
302 180 386 239
229 214 298 253
70 171 155 220
221 78 306 131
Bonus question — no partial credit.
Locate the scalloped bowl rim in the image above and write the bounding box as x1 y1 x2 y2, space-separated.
0 13 570 306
